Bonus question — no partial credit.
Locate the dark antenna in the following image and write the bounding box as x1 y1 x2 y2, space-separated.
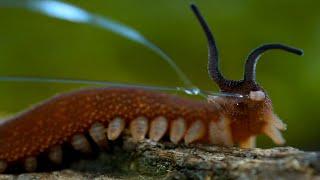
191 4 304 92
190 4 232 89
244 44 303 82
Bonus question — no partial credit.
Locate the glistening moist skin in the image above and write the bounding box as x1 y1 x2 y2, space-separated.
0 4 302 173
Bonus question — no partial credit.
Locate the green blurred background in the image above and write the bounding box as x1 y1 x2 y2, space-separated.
0 0 319 150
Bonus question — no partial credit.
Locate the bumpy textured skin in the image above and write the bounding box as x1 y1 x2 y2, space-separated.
0 87 223 163
217 95 270 143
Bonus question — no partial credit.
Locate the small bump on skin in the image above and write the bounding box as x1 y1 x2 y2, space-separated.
24 157 37 172
249 91 266 101
130 116 148 141
107 117 125 140
89 122 108 149
184 120 205 144
149 116 168 142
263 124 285 145
71 134 92 153
0 161 7 173
170 118 186 144
239 136 256 148
48 145 63 164
209 117 233 146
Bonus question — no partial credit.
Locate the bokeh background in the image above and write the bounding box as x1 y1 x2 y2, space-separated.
0 0 319 150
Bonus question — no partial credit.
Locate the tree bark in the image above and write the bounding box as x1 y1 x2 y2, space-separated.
1 137 319 180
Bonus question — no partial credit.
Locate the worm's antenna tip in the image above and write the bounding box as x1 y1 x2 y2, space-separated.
297 49 304 56
190 4 198 12
286 46 304 56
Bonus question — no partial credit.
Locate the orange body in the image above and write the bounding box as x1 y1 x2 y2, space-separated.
0 88 221 163
0 4 301 173
0 87 285 170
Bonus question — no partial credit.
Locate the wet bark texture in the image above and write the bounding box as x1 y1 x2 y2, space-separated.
1 137 319 180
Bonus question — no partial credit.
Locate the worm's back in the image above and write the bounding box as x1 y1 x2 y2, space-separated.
0 87 221 164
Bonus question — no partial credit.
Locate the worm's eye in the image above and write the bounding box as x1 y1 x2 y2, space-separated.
249 91 266 101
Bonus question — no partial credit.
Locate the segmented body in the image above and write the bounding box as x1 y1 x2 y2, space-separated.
0 87 237 173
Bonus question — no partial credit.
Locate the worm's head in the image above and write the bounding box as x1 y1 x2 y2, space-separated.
191 4 303 147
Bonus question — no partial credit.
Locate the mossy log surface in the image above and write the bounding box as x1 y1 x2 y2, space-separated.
1 137 319 180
